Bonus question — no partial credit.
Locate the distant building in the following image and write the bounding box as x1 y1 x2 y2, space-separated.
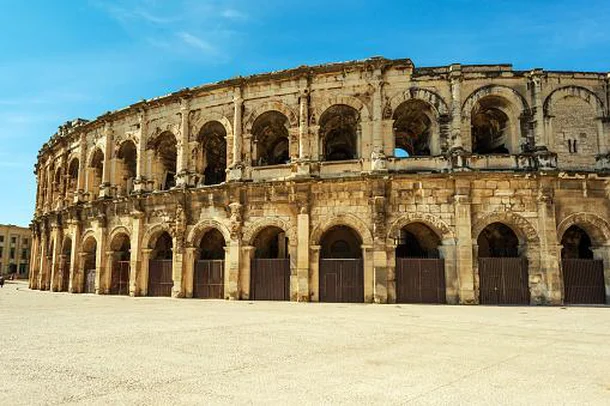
0 224 31 279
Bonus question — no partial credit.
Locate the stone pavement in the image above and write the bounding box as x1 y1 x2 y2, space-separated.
0 281 608 405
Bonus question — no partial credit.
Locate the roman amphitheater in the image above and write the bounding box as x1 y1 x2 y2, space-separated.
29 57 610 305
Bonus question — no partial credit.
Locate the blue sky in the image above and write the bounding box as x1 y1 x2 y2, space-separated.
1 0 609 226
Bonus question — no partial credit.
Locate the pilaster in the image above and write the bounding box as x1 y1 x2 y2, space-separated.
453 180 475 304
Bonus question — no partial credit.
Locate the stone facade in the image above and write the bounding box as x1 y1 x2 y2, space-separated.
29 57 610 304
0 224 31 278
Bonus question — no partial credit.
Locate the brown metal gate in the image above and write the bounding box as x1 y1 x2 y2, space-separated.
396 258 446 304
148 260 173 297
111 261 130 296
61 262 70 292
319 259 364 303
250 258 290 300
479 257 529 305
84 269 96 293
194 260 224 299
562 259 605 304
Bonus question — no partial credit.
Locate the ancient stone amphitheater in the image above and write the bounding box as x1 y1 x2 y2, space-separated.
29 57 610 305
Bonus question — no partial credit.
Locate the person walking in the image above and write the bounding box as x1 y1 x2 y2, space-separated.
0 275 5 288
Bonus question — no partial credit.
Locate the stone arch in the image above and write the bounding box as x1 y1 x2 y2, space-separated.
557 212 610 246
87 146 104 168
387 87 449 118
187 219 231 248
190 112 233 142
243 217 297 246
472 211 540 246
314 95 371 123
244 101 298 133
386 213 455 247
108 225 132 247
141 222 176 250
462 85 530 118
311 213 373 246
80 230 97 250
543 86 605 118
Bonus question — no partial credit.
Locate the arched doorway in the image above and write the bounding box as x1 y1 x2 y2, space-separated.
477 222 529 304
60 237 72 292
194 229 225 299
88 148 104 198
561 225 605 304
149 132 177 191
319 226 363 303
148 232 173 297
251 111 290 166
117 140 137 196
319 105 359 161
250 226 290 300
395 223 446 304
81 236 97 294
109 233 131 295
471 95 519 154
393 100 436 157
196 121 227 185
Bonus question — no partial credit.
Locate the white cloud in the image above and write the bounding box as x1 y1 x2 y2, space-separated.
176 32 217 54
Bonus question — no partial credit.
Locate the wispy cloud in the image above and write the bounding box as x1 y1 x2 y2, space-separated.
176 32 217 54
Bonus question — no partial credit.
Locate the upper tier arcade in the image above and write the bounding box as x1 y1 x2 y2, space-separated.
34 57 610 214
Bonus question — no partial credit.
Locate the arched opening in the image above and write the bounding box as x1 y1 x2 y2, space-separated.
60 237 72 292
252 111 290 166
148 231 173 297
561 225 605 304
117 140 137 196
88 148 104 198
194 229 225 299
552 96 599 169
53 167 64 207
471 96 515 154
81 236 97 294
250 226 290 300
66 158 79 201
150 132 177 191
196 121 227 185
109 233 131 295
319 225 363 302
395 223 446 304
319 105 359 161
393 100 435 157
477 222 529 304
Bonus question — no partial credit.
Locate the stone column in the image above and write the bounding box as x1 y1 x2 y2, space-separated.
184 247 197 298
100 121 113 198
449 64 463 150
439 242 459 304
530 69 547 149
68 222 81 293
38 230 48 290
76 252 88 293
309 245 320 301
140 249 152 296
76 133 87 202
129 212 144 296
453 181 475 303
94 222 107 294
535 186 562 304
370 75 387 172
49 225 61 292
105 251 115 294
240 246 254 300
134 108 148 193
172 244 185 298
385 244 397 303
296 211 310 301
362 244 374 303
298 91 309 160
176 97 191 187
228 88 244 181
224 244 239 300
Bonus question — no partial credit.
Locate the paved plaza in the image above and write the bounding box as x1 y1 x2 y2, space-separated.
0 281 608 405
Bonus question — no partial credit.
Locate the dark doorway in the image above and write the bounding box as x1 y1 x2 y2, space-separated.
477 223 529 304
194 229 225 299
110 233 131 295
250 226 290 300
561 225 605 304
395 223 446 304
148 232 173 297
319 226 363 303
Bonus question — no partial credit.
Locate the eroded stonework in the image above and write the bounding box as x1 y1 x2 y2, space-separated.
29 57 610 305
